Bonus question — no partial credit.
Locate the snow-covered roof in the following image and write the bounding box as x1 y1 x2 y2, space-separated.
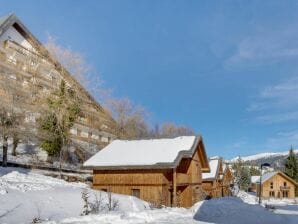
260 172 277 184
251 175 260 184
209 156 221 160
251 172 276 184
251 171 297 185
202 159 220 180
84 136 209 170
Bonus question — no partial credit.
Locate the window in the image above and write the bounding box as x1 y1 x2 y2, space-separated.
101 188 107 192
282 191 288 198
270 182 273 189
269 191 275 197
284 182 287 187
131 189 140 198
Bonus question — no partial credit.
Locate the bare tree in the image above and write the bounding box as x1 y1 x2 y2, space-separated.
0 107 22 167
44 35 109 102
107 98 149 139
159 122 194 138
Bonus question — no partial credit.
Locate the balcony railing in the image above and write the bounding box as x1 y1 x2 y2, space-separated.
280 186 290 191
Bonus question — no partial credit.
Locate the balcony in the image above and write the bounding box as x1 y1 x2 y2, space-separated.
280 186 290 191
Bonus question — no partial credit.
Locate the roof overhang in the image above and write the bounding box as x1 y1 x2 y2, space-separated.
84 135 211 172
260 171 298 186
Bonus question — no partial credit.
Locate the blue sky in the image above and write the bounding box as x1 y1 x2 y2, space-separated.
1 0 298 159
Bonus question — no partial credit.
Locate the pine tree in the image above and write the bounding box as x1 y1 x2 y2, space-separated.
249 166 261 176
38 80 80 168
239 167 251 191
284 147 298 196
232 157 251 191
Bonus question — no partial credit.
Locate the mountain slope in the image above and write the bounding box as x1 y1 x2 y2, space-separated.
230 150 298 170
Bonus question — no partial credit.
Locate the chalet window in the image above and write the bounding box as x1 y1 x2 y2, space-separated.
131 189 140 198
283 182 287 187
269 191 275 197
270 182 273 189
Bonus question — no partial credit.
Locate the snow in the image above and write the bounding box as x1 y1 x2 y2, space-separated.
251 175 260 184
45 193 298 224
194 197 298 224
251 172 295 184
0 167 149 223
237 190 298 206
202 159 219 180
84 136 196 167
1 167 298 224
44 207 207 224
260 171 277 183
230 149 298 162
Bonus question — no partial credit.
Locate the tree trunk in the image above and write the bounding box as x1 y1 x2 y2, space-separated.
2 136 8 167
12 136 18 156
59 138 66 179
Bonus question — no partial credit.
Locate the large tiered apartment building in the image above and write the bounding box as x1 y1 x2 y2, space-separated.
0 14 118 161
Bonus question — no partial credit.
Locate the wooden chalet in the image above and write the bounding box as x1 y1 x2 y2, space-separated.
250 171 297 199
0 14 117 161
202 158 233 198
84 136 210 207
220 163 233 197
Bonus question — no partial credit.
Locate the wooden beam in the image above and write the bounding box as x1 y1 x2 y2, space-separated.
173 168 177 207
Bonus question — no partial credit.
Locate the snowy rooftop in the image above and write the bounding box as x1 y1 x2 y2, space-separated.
251 175 260 184
84 136 198 168
202 159 219 180
251 172 278 184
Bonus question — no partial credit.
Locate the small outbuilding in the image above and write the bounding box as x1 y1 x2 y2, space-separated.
83 136 210 207
250 171 297 199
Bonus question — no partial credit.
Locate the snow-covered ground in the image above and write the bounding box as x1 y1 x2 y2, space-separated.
0 167 149 224
0 167 297 224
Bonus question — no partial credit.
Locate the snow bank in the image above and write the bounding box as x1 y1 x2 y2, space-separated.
236 191 258 204
45 207 201 224
0 167 149 224
0 169 86 194
194 197 297 224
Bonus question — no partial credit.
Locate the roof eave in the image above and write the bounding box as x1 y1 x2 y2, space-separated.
83 163 176 171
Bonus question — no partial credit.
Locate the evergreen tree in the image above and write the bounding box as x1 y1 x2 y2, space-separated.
284 147 298 196
38 80 80 168
239 166 251 191
249 166 261 176
232 157 251 191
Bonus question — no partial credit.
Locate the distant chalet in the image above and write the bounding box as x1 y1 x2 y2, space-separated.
250 171 297 199
202 158 233 198
0 14 117 161
84 136 210 207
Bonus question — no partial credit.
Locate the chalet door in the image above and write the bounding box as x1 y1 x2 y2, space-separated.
282 191 288 198
131 189 140 198
169 189 173 207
